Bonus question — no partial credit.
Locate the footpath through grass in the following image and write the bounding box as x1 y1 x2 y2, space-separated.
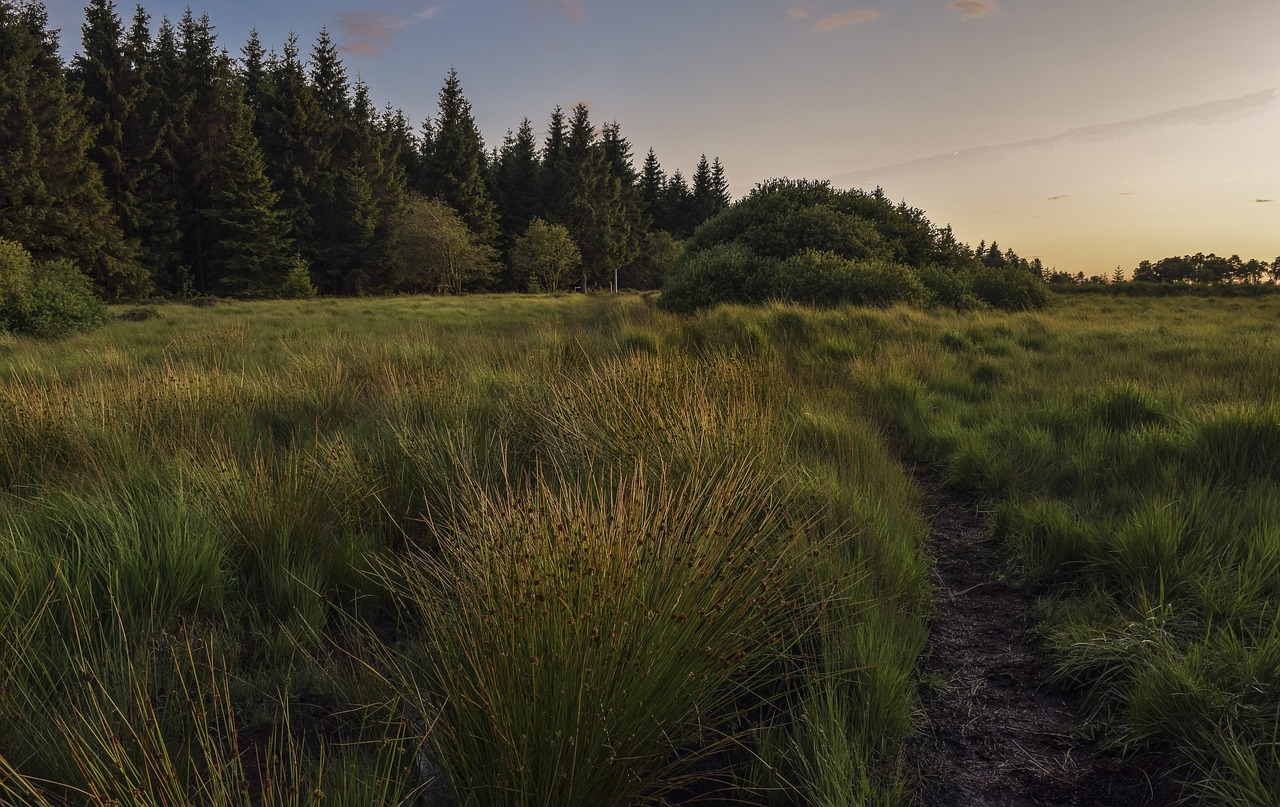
845 294 1280 804
0 294 928 805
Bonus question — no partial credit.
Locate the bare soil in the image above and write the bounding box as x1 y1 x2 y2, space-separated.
912 478 1190 807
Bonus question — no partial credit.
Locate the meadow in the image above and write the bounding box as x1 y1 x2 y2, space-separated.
0 291 1277 804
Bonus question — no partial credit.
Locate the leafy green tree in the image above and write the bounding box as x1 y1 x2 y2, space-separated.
0 0 146 299
624 230 683 290
0 238 108 336
511 218 580 292
0 236 33 329
392 194 496 294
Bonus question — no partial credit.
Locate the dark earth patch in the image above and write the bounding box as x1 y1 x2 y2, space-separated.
913 478 1190 806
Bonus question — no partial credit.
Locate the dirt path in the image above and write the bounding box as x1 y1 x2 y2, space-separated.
913 479 1188 807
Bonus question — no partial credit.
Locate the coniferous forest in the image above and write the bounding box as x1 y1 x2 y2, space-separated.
1 0 732 303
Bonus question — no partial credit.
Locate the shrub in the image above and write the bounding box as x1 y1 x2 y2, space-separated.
0 238 34 331
10 258 109 338
840 259 928 308
118 306 162 322
659 243 781 313
970 264 1049 310
918 264 979 310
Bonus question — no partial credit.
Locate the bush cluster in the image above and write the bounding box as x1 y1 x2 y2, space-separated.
660 180 1048 313
0 239 109 338
662 245 1047 313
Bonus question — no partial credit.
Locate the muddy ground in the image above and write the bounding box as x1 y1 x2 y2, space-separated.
912 479 1189 807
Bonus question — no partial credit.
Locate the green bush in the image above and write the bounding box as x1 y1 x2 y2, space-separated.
0 241 109 338
663 181 1045 313
658 243 781 312
0 238 34 331
919 264 979 309
970 264 1049 310
840 259 928 308
19 259 110 338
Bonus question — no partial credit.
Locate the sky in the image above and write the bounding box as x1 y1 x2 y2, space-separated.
41 0 1280 275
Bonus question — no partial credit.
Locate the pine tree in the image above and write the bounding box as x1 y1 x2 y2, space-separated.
691 154 716 225
205 92 295 295
540 105 570 222
639 148 665 221
256 33 319 255
131 12 187 290
599 121 637 185
0 0 146 299
421 69 499 245
710 157 730 211
302 29 379 292
492 117 542 266
662 170 693 237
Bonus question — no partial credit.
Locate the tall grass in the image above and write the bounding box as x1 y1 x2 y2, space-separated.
844 294 1280 803
0 293 929 804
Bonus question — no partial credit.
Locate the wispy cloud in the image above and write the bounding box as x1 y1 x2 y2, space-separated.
336 4 445 56
1258 198 1274 203
814 9 882 32
1047 194 1070 201
947 1 996 20
531 0 586 23
1119 191 1138 196
832 88 1280 186
788 7 810 21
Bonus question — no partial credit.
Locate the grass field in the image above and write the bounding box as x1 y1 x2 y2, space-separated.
1 292 1277 804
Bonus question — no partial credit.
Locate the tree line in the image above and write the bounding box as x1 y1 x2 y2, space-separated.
0 0 731 301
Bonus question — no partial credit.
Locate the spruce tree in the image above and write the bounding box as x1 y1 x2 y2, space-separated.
492 117 542 269
540 105 570 222
691 154 716 224
350 79 406 291
555 104 643 292
710 158 730 211
421 69 499 246
302 29 379 292
205 92 295 295
0 0 146 299
239 29 267 133
639 148 665 222
599 121 637 185
257 33 320 256
662 170 693 237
